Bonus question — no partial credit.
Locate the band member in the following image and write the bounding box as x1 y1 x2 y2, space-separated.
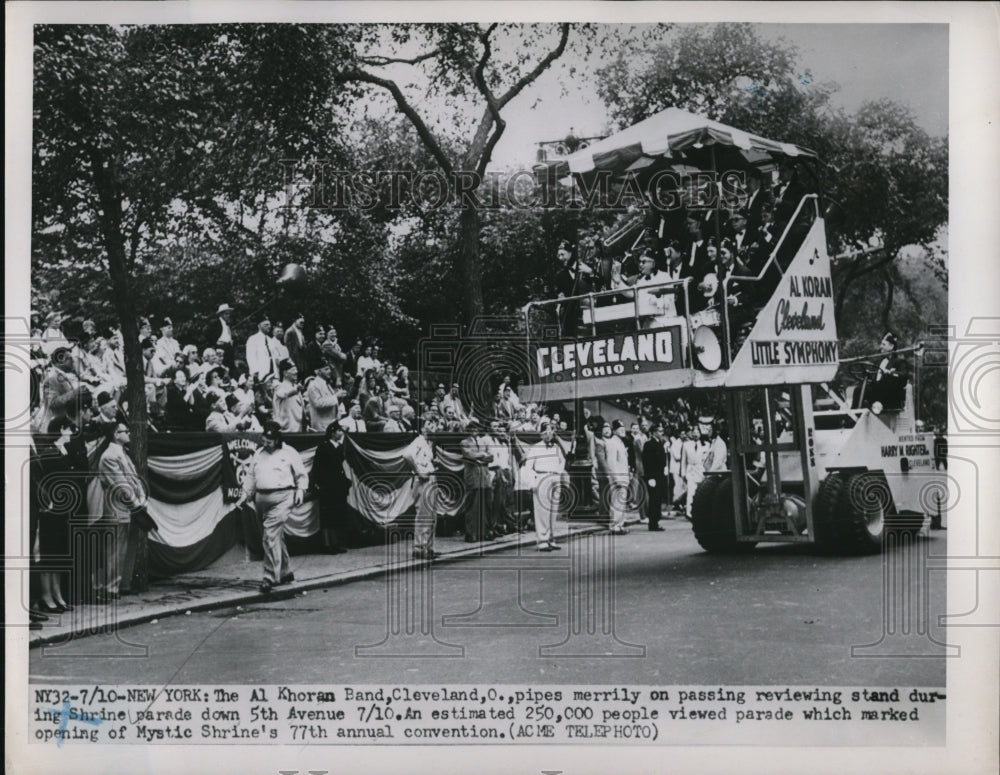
642 423 669 531
238 421 308 593
554 240 594 335
406 415 440 559
528 422 567 551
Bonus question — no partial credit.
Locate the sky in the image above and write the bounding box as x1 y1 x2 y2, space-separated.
486 23 948 170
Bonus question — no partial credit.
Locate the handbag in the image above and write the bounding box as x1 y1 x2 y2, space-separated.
130 505 157 532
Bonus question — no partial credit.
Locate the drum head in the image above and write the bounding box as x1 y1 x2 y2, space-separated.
693 325 722 371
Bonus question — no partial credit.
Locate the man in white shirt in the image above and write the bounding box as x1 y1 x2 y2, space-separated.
237 421 308 594
339 401 367 433
271 323 290 362
245 318 280 384
405 415 439 559
206 303 235 370
606 420 631 534
305 364 340 432
528 422 567 551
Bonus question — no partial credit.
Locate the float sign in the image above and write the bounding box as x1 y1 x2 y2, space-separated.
727 218 839 386
533 326 684 384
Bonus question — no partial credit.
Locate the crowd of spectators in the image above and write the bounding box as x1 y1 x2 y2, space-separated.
29 305 427 438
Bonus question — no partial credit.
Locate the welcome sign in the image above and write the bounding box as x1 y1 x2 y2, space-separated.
534 326 684 383
727 219 840 387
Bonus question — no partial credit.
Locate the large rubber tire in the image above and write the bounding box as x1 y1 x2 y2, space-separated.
814 471 895 555
692 474 756 554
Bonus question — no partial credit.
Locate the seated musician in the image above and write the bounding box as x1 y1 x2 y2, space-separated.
609 249 677 328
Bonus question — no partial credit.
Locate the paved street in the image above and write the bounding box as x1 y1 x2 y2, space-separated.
30 521 947 687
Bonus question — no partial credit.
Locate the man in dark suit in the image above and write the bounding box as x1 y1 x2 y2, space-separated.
772 159 807 229
284 313 307 374
642 423 669 531
460 419 495 542
743 167 769 239
680 213 711 282
205 303 236 371
553 240 594 336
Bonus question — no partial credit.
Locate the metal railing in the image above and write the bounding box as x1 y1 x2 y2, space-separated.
523 277 699 369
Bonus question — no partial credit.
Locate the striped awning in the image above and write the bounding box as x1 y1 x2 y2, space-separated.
538 107 815 179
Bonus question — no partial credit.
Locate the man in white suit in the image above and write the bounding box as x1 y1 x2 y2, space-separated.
605 420 631 534
528 422 567 552
245 318 280 384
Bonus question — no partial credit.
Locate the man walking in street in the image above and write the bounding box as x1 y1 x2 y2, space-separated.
606 420 631 535
406 415 440 560
238 421 309 594
528 422 567 551
642 423 669 531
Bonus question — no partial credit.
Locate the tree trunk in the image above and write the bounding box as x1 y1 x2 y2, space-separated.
458 202 485 323
87 146 150 593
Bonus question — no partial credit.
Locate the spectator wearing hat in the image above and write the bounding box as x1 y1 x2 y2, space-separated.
205 303 236 370
284 313 307 374
91 390 127 436
306 363 341 433
383 403 405 433
34 345 81 432
339 401 366 433
526 422 567 551
272 359 305 433
606 420 631 534
460 418 496 542
246 318 280 384
237 421 308 594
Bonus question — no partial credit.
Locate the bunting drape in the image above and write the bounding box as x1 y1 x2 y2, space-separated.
71 430 563 577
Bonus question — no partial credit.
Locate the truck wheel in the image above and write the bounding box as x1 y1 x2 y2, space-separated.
692 474 755 554
815 471 894 555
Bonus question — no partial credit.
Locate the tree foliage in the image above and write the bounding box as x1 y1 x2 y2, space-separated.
596 23 948 360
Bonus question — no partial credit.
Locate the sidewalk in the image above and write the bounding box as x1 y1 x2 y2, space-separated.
28 512 653 647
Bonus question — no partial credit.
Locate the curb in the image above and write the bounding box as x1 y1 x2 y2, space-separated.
29 516 646 648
